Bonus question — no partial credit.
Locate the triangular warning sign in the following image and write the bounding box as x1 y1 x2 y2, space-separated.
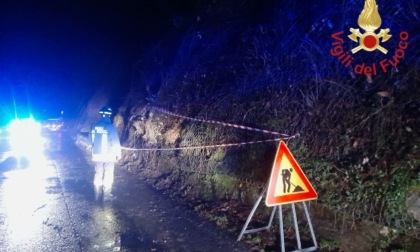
266 141 317 206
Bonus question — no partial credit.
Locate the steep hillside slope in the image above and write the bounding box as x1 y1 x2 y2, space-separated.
83 0 420 250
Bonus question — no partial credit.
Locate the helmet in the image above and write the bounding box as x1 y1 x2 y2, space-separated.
99 106 112 115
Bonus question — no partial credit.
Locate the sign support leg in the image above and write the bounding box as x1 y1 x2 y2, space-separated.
267 204 277 228
237 179 317 251
278 205 285 252
239 201 318 252
292 203 302 250
303 202 317 248
237 184 272 241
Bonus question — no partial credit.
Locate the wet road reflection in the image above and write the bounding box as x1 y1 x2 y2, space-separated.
2 168 50 246
0 151 78 251
0 134 250 251
0 135 122 251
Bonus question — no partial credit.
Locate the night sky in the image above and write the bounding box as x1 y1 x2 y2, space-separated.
1 0 178 123
1 0 416 125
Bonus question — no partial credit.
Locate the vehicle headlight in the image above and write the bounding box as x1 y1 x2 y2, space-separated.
8 117 46 160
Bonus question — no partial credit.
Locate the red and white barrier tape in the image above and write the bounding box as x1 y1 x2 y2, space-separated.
122 136 297 151
151 107 289 136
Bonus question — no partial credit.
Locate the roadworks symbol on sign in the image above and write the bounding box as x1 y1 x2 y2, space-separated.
265 141 317 206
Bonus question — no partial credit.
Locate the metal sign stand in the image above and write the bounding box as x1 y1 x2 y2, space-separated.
237 185 318 252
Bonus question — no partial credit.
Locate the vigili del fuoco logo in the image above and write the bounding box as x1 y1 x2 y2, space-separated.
330 0 409 76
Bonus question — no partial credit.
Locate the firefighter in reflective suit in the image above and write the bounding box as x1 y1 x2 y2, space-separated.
90 106 121 200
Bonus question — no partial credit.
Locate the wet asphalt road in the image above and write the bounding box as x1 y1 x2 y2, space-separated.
0 133 251 252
